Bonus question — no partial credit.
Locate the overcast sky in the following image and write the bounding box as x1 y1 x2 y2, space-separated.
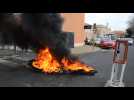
85 13 134 31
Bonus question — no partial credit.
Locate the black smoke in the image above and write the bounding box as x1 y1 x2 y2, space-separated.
126 15 134 38
0 13 76 62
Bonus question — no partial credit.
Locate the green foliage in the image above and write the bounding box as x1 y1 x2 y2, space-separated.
89 38 96 46
125 28 133 38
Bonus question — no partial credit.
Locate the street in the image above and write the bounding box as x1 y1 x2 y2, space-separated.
0 45 134 87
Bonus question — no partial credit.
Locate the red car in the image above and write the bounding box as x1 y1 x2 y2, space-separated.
100 39 116 49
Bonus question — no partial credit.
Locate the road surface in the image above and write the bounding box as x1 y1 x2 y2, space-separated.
0 45 133 87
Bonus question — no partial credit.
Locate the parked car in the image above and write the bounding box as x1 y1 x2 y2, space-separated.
95 38 101 45
119 38 134 45
85 37 101 46
128 38 134 45
94 35 104 45
100 37 116 49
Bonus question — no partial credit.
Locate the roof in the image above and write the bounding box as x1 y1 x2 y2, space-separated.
84 23 92 29
84 23 92 26
112 31 125 34
111 31 125 36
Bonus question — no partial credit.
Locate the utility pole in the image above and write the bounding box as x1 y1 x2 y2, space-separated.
106 22 109 34
92 23 97 49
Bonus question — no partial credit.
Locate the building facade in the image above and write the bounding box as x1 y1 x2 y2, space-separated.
84 24 112 41
84 23 94 40
61 13 85 47
96 25 111 35
111 31 125 37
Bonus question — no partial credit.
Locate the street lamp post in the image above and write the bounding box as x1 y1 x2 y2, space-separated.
92 23 97 49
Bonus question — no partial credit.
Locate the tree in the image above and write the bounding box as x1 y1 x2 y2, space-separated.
126 28 133 38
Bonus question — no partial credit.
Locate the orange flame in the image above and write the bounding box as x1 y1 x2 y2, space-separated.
32 48 95 74
61 58 94 73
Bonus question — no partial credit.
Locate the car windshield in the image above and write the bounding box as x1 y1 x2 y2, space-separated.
96 35 102 38
105 34 117 40
111 36 117 40
122 38 133 40
95 35 103 40
102 37 110 40
127 38 133 40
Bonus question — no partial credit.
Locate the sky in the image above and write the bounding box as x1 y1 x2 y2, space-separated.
85 13 134 31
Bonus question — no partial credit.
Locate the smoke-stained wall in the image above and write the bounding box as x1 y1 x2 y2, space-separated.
62 13 85 47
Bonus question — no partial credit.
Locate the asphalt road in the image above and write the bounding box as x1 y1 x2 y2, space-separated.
0 45 134 87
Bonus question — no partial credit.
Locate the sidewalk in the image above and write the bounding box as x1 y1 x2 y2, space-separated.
71 45 100 55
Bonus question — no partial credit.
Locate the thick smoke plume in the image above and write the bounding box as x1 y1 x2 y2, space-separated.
126 15 134 37
0 13 75 62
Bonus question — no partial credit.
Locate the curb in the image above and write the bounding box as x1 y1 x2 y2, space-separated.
71 46 101 55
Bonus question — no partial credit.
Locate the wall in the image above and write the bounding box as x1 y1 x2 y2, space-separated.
61 13 85 47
